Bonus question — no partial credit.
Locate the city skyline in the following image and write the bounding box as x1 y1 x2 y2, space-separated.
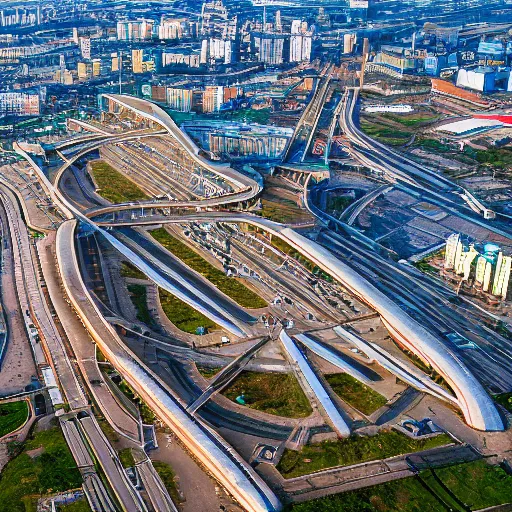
0 1 511 511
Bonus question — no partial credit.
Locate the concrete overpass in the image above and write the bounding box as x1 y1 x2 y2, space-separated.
340 88 501 223
92 208 503 432
15 134 284 511
19 91 506 432
15 93 506 509
102 94 262 195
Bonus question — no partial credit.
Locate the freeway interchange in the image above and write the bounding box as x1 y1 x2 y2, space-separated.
4 88 512 511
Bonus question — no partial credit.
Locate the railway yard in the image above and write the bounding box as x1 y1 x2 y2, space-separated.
0 84 511 512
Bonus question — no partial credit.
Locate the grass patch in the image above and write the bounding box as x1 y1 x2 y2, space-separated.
0 425 82 512
277 430 452 478
151 228 266 309
127 284 154 326
424 459 512 510
360 120 411 146
259 198 306 224
474 146 512 170
325 373 387 415
120 262 146 280
89 160 149 204
118 448 135 468
326 195 354 213
117 380 156 425
382 112 439 127
0 401 29 438
495 392 512 412
222 371 312 419
195 364 222 378
97 416 119 443
287 460 512 511
159 288 217 334
413 260 439 275
152 461 184 505
58 499 92 511
414 137 452 153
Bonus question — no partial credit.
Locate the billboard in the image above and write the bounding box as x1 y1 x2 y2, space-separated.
350 0 369 8
478 41 504 57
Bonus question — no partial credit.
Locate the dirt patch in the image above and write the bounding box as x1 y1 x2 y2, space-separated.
25 446 44 459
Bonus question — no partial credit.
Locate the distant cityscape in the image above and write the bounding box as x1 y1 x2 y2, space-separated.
0 1 511 512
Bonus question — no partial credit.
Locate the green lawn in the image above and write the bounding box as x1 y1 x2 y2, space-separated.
360 120 411 146
97 416 119 443
414 137 452 153
151 228 266 309
259 198 307 224
0 401 29 438
152 461 183 505
195 364 223 378
89 160 149 204
474 147 512 169
288 460 512 511
120 262 147 280
325 373 387 415
423 459 512 510
58 499 92 512
277 430 452 478
327 196 354 213
118 448 135 468
117 380 156 425
414 260 440 275
0 425 82 512
159 288 217 334
222 371 312 418
127 284 154 326
382 112 439 127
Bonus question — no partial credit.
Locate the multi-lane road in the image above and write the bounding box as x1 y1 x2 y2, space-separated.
339 88 512 238
10 87 512 512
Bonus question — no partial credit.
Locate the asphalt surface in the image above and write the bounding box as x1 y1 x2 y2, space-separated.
79 415 147 512
0 184 87 409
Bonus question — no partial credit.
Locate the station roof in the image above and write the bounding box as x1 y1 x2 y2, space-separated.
435 118 503 135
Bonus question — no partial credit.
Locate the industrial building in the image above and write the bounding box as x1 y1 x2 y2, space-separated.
456 66 512 93
373 46 418 74
182 121 293 159
435 118 504 137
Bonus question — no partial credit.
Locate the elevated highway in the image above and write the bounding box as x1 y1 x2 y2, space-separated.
15 114 284 511
57 219 282 512
102 94 262 195
283 73 332 164
340 88 506 227
14 93 506 512
280 330 351 437
340 185 394 226
341 88 456 192
92 208 503 432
